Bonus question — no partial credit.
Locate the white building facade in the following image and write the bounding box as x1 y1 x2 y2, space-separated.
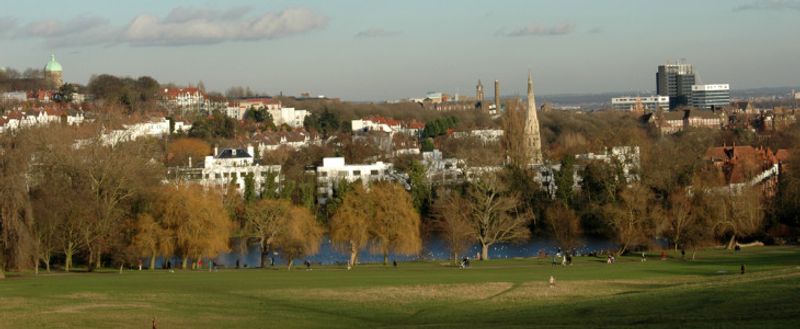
316 157 392 203
198 146 281 195
611 96 670 112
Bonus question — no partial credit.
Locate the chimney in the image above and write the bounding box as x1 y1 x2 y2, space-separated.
213 145 219 157
188 156 192 168
494 80 500 112
247 144 255 157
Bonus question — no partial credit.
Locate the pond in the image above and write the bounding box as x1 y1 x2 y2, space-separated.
194 236 620 268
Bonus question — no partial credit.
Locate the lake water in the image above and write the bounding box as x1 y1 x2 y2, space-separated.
196 236 619 268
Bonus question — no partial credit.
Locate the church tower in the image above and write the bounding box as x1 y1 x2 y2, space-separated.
523 71 543 165
476 80 485 111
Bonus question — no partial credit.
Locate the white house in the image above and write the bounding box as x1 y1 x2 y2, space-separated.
252 130 321 154
98 117 191 145
316 157 392 203
198 146 281 195
268 107 308 128
224 98 282 120
162 87 207 108
352 117 402 133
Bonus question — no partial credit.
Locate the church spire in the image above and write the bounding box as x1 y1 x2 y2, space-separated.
523 71 543 165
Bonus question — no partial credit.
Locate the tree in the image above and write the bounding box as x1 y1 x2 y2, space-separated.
368 182 422 265
664 191 693 251
433 190 474 265
330 184 372 267
464 176 532 260
544 203 582 250
243 173 257 203
132 213 174 271
71 136 163 271
273 206 324 270
603 184 660 255
166 138 211 167
158 185 233 269
243 199 292 267
501 99 527 167
0 130 35 272
407 160 432 216
553 155 576 206
711 187 765 249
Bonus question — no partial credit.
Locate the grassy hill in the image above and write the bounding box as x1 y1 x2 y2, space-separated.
1 247 798 328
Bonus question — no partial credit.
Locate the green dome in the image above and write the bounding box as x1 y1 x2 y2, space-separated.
44 54 62 72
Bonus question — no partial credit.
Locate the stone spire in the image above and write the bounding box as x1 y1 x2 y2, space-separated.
524 71 543 165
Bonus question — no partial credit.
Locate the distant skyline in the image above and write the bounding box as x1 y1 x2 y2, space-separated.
1 0 798 101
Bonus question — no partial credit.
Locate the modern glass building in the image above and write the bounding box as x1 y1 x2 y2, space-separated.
690 84 730 110
656 62 695 109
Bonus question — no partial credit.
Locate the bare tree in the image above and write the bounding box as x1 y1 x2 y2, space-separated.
464 176 532 260
603 184 660 256
433 190 474 265
664 191 693 251
711 187 765 249
544 203 582 250
0 130 36 272
243 199 292 268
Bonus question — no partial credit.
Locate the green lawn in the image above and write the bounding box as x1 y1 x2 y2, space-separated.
1 247 799 328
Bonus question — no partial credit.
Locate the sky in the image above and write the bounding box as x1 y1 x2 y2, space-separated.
0 0 798 101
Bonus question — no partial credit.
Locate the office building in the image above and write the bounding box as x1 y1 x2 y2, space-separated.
656 62 695 109
691 84 730 110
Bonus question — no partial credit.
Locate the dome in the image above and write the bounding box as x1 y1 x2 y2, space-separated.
44 54 62 72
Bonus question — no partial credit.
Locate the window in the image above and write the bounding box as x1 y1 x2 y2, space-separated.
370 170 379 175
353 170 361 176
223 173 229 178
215 174 221 179
320 172 328 177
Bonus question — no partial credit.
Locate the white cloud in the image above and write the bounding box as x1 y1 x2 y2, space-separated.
733 0 800 11
354 27 400 38
4 6 328 48
498 23 574 37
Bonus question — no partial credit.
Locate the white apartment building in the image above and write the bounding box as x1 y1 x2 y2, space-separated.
451 129 505 143
316 157 392 203
268 107 309 128
611 96 670 112
576 146 641 183
99 118 191 145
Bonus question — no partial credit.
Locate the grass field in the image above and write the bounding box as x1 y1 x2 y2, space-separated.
1 247 799 328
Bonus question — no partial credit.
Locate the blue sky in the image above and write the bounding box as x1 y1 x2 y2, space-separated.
1 0 798 100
